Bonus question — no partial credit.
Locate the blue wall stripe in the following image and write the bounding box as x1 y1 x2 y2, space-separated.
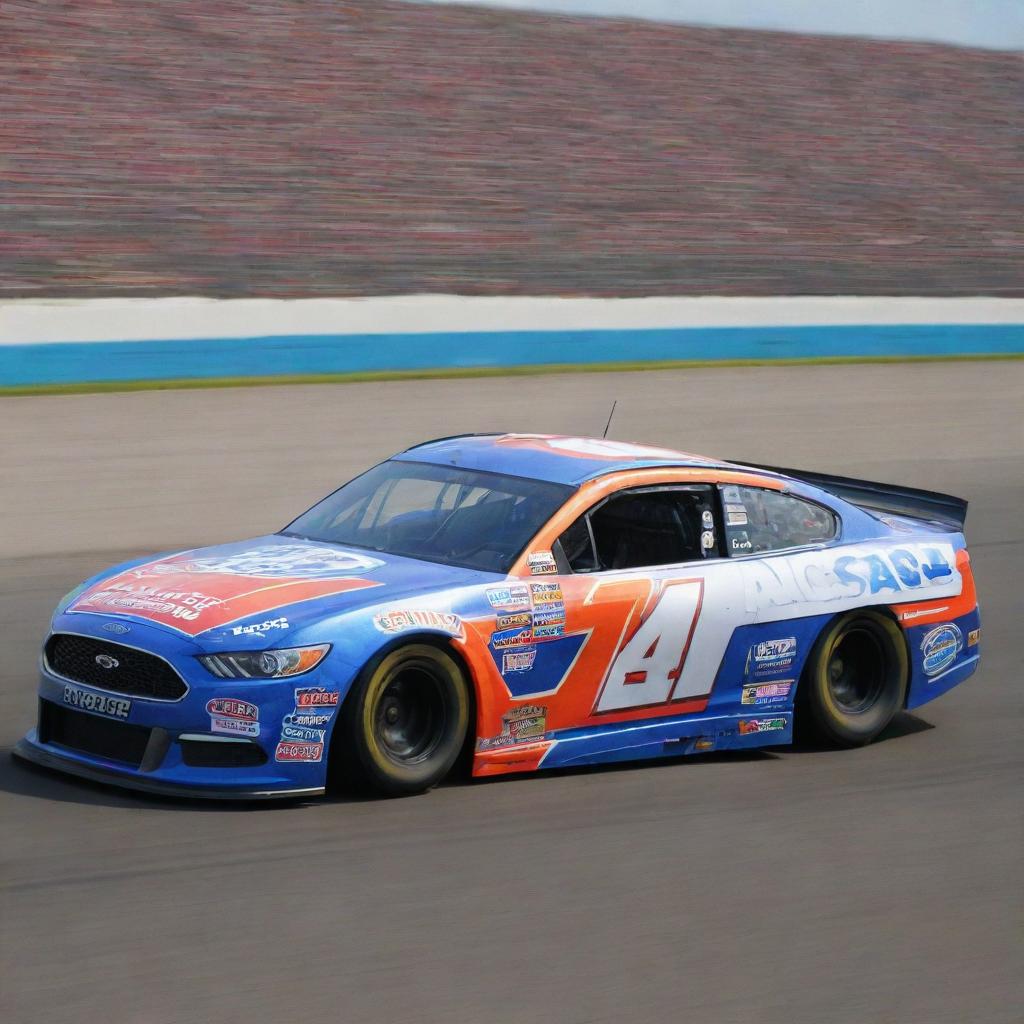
2 323 1022 386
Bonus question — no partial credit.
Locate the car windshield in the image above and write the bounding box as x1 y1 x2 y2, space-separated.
282 460 573 573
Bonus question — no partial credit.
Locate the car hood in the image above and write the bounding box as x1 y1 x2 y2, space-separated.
63 534 496 643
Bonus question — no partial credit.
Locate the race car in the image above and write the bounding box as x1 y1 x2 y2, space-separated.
14 434 980 799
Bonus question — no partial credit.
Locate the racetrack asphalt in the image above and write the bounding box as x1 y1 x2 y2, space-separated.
1 362 1021 1024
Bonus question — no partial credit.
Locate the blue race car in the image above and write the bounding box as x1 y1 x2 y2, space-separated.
14 434 980 799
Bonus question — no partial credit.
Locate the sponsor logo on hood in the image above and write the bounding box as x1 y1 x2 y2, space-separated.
66 543 383 637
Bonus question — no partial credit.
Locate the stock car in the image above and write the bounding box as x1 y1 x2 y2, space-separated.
14 434 980 799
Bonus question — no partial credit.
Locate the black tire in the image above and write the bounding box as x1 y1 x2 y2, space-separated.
333 642 471 796
798 610 908 747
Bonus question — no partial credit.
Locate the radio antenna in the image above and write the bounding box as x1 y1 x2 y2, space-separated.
602 400 618 439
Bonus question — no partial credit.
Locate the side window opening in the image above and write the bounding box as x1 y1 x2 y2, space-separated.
721 485 837 555
557 486 718 573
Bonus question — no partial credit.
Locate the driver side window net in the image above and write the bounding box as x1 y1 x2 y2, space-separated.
559 487 718 572
721 485 836 555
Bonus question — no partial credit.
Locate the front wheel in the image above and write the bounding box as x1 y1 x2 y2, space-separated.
798 610 908 747
333 642 471 796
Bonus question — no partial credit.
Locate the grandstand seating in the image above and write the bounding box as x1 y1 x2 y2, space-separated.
3 0 1021 296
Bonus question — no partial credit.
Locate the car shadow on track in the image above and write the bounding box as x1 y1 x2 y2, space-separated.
0 747 339 811
785 710 935 754
1 712 935 808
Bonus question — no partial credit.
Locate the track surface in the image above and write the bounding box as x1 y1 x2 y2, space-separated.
1 363 1021 1024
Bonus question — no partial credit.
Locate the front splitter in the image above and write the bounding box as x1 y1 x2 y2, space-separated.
12 738 325 802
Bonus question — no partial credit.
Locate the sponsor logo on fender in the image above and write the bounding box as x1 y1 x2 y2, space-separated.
477 704 547 749
294 687 340 708
491 626 534 649
922 623 963 676
63 684 130 720
741 680 792 706
486 585 531 611
207 697 260 736
967 628 980 646
230 616 289 636
496 612 533 630
373 609 462 636
746 637 797 680
275 741 324 762
741 543 960 612
738 717 786 735
502 650 536 673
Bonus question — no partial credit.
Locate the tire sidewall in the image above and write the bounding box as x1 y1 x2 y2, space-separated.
340 641 470 795
802 610 908 747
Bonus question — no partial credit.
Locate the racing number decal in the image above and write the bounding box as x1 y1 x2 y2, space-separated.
592 579 704 714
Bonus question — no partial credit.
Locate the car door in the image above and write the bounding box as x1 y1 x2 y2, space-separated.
546 483 747 724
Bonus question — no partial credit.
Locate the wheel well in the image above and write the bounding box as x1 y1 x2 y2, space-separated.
326 633 479 783
795 605 909 703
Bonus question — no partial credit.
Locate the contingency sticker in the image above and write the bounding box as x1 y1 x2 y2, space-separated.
207 697 260 737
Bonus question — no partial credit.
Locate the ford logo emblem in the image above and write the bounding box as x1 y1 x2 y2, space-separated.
95 654 120 670
102 623 130 635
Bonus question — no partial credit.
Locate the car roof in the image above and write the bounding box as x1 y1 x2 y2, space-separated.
393 433 739 486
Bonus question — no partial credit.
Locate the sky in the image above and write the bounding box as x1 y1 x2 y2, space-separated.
409 0 1024 50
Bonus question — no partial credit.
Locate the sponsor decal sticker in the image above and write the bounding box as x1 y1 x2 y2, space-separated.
63 684 131 720
533 623 565 639
294 686 340 708
230 616 289 636
731 532 752 551
284 709 335 727
477 704 547 749
491 626 535 649
373 609 462 636
967 628 980 647
207 697 260 736
486 585 532 611
921 623 963 676
280 723 326 744
101 622 130 635
741 680 793 706
502 650 537 674
527 551 558 576
738 717 786 735
701 509 714 528
496 611 533 630
275 741 324 762
722 486 742 504
701 530 715 550
746 637 797 680
530 582 563 605
531 604 565 627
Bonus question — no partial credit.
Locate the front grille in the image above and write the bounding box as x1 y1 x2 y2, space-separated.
45 633 187 700
38 699 152 768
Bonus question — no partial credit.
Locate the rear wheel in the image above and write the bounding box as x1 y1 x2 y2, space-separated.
334 642 471 796
799 610 908 747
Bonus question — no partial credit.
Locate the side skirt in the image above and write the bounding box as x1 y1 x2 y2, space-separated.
473 710 792 777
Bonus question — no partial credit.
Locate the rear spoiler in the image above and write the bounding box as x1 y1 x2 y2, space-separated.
733 463 968 532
